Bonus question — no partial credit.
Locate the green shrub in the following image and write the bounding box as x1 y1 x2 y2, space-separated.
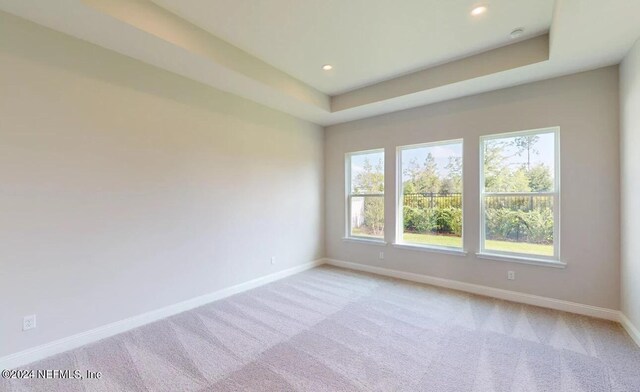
403 206 432 233
485 207 553 244
431 207 462 235
403 206 462 236
363 197 384 236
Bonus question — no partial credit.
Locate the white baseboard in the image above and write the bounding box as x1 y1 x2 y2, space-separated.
619 313 640 348
325 258 621 322
4 257 636 369
0 259 324 369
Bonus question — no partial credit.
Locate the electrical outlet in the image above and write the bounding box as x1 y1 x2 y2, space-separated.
379 251 384 260
507 271 516 280
23 315 36 331
271 256 276 265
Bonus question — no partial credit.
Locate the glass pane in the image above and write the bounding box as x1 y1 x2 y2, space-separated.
401 141 463 248
350 195 384 239
483 131 555 193
484 195 554 256
350 151 384 194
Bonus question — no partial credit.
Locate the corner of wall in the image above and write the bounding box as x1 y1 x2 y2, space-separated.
619 35 640 347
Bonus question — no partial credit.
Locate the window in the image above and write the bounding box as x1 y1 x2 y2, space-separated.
346 149 385 241
397 140 463 249
480 128 559 260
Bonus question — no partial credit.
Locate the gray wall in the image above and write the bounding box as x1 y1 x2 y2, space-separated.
621 38 640 331
0 13 324 357
325 67 620 310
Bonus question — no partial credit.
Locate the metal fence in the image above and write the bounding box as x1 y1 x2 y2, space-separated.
403 193 553 212
403 193 462 209
484 194 553 212
401 193 553 243
483 194 554 244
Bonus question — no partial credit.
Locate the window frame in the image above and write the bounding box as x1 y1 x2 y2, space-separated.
395 139 465 252
479 127 561 263
345 148 386 243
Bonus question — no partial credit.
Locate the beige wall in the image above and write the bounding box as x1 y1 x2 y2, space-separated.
621 38 640 330
0 12 324 357
0 6 628 360
326 67 620 309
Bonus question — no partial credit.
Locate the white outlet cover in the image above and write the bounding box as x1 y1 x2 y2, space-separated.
379 251 384 260
507 271 516 280
23 315 36 331
271 256 276 264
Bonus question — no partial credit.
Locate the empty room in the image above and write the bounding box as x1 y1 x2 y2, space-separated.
1 0 640 391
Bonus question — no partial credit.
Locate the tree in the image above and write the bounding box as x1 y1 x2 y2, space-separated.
484 140 511 192
354 158 384 193
402 157 421 194
363 197 384 236
527 163 553 192
513 135 540 170
353 158 384 235
509 167 532 192
440 156 462 194
415 152 441 193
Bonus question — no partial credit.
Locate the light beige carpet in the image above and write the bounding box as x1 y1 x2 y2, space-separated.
3 265 639 391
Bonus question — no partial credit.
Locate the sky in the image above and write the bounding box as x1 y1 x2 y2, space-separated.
350 131 555 187
350 150 384 191
401 142 463 180
486 131 555 174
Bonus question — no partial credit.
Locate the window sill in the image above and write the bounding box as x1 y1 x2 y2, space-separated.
475 252 567 268
342 237 387 246
393 243 467 256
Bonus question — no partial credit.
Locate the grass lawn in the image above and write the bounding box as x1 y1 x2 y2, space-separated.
403 232 553 256
351 227 384 240
353 229 554 256
402 232 462 248
485 240 553 256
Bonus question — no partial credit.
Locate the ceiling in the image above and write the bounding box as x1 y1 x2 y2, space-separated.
1 0 639 126
150 0 555 95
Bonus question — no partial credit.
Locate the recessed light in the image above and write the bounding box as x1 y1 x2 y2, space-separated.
510 28 525 39
471 6 487 16
322 64 333 71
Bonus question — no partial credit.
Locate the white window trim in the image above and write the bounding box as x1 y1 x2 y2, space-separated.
395 139 465 252
478 127 561 264
342 237 388 246
475 252 566 268
393 242 467 256
345 148 386 243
